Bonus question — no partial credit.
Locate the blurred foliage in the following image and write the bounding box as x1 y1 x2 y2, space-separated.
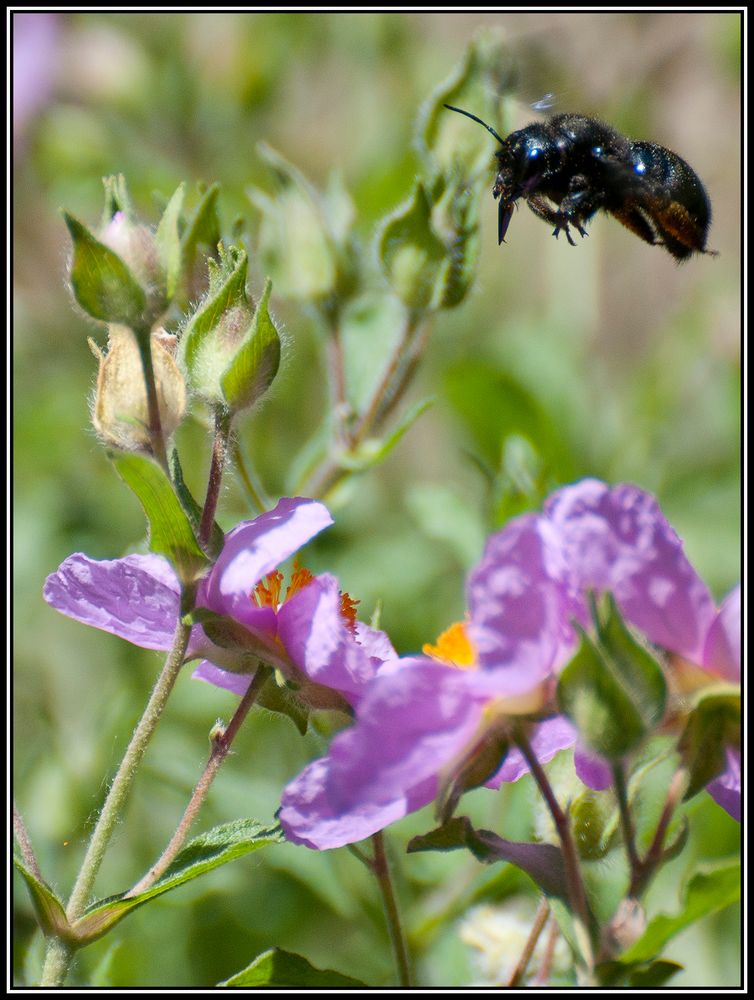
13 11 740 988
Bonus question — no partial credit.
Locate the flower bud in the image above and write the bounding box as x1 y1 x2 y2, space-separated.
99 211 167 321
90 324 186 451
179 245 281 414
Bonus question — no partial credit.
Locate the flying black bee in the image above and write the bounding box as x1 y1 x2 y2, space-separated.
444 104 715 261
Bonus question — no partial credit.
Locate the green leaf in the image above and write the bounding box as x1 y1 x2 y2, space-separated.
72 820 284 946
597 958 683 987
101 174 134 226
408 816 569 900
557 595 666 760
13 857 72 941
677 686 740 801
155 183 185 302
181 183 221 266
170 449 224 559
444 360 573 488
219 947 368 988
337 397 434 472
111 452 209 584
620 861 740 964
340 292 406 414
221 278 281 412
64 212 147 327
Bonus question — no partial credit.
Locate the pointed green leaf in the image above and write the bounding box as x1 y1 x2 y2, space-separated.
219 948 368 988
221 278 281 412
111 452 208 584
597 958 683 987
64 212 146 327
180 246 249 373
620 861 740 964
181 183 221 266
155 183 185 301
101 174 134 226
338 397 434 472
170 449 224 559
14 857 72 941
72 820 284 946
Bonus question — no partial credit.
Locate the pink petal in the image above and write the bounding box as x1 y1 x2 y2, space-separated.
201 498 332 622
703 586 741 682
277 574 378 702
546 480 717 663
44 553 182 650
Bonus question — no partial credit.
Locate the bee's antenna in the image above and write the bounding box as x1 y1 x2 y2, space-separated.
443 104 506 146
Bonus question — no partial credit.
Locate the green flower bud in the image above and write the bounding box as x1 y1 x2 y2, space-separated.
557 593 667 761
248 144 357 303
179 245 281 414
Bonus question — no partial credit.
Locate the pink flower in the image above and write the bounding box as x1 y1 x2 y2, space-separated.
44 497 394 711
280 480 740 850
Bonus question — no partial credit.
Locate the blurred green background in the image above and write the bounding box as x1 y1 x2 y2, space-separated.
13 11 741 987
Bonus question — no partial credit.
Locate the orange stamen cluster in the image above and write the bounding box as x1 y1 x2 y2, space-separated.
250 560 360 634
252 570 284 609
422 620 477 669
286 562 315 600
340 592 360 634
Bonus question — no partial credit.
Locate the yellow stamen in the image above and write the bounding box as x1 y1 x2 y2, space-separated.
423 620 477 669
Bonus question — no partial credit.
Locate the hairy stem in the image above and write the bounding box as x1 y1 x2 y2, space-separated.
507 897 550 987
370 832 413 988
13 802 43 882
513 724 593 970
135 325 169 472
200 407 233 548
125 666 270 897
39 611 193 986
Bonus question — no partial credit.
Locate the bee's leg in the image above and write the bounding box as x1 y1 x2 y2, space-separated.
610 205 660 247
525 194 579 245
558 175 602 239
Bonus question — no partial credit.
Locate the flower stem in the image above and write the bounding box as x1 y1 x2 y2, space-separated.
40 939 74 989
303 312 424 499
612 761 641 878
629 766 687 898
135 325 169 472
200 407 233 549
370 832 413 988
513 724 593 970
507 897 550 987
125 666 270 897
39 612 193 986
230 438 268 514
13 802 43 882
